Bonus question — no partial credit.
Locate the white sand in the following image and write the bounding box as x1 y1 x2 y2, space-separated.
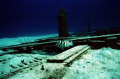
63 47 120 79
0 34 120 79
0 34 58 47
0 34 58 78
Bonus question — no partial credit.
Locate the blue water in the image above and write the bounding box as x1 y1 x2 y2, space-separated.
0 0 120 38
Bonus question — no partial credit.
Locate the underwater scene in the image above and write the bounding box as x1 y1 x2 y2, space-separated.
0 0 120 79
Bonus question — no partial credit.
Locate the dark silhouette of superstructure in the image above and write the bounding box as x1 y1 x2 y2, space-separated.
57 7 69 37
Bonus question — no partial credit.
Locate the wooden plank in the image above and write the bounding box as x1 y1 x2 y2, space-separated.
90 40 105 42
47 45 88 63
0 50 19 56
56 33 120 40
117 43 120 46
38 33 120 41
64 46 91 64
0 41 58 50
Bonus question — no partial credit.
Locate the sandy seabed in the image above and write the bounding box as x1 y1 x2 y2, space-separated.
0 34 120 79
63 48 120 79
